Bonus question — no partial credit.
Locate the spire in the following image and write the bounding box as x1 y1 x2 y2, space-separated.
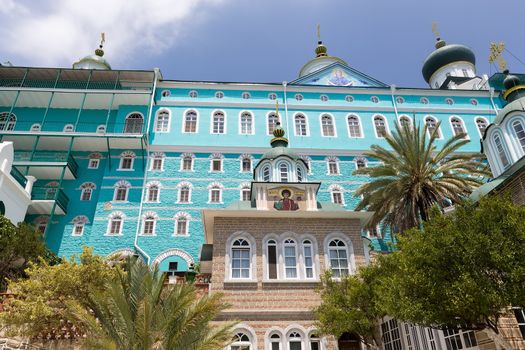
95 32 105 57
72 33 111 70
270 101 288 148
315 24 328 57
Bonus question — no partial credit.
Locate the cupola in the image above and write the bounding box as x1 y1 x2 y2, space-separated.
298 27 348 77
73 33 111 70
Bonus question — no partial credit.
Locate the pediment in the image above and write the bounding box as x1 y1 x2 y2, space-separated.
291 62 387 87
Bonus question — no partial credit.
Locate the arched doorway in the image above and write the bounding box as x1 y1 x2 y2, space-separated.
338 332 361 350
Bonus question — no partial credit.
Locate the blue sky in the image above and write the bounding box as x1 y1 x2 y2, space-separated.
1 0 524 88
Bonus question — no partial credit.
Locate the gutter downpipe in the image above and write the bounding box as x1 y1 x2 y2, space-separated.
282 81 290 147
390 84 400 123
133 68 159 265
489 87 500 120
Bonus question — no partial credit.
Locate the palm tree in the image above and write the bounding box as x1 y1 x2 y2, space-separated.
67 256 235 350
354 121 489 233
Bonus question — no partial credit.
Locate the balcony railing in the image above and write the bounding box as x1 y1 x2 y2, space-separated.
7 121 145 135
31 187 69 213
14 151 79 178
9 166 27 188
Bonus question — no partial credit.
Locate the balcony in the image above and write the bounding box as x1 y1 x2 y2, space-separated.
13 152 78 180
28 186 69 215
9 166 27 188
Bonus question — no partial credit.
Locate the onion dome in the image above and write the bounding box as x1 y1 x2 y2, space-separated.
73 40 111 70
502 70 525 103
259 123 302 162
422 38 476 83
298 40 347 77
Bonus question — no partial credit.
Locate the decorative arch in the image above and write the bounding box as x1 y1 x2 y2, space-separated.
207 181 224 189
108 211 126 219
323 232 356 275
114 180 131 188
120 151 136 158
177 181 193 189
231 324 258 350
154 108 171 133
80 182 96 189
71 215 89 224
225 231 257 281
146 180 162 188
124 112 144 134
152 248 194 267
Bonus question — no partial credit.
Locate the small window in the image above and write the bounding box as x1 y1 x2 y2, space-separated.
345 95 354 102
494 134 510 169
420 97 429 104
321 114 335 137
209 186 222 203
73 223 84 236
270 333 281 350
80 187 92 201
188 90 198 98
512 120 525 152
155 110 170 133
240 112 253 135
288 331 302 350
96 125 106 133
212 111 226 134
297 166 303 182
175 215 188 235
513 308 525 340
470 98 478 106
294 114 308 136
63 124 74 132
368 226 380 238
395 96 405 104
151 155 163 171
347 115 361 137
114 186 128 202
374 116 387 138
108 215 123 235
425 117 440 138
30 123 41 132
267 112 280 135
241 157 251 172
184 110 198 133
267 240 277 279
399 116 411 128
303 240 314 278
268 93 277 100
242 92 251 99
88 159 100 169
279 163 289 182
119 152 135 170
178 185 191 203
283 239 297 278
462 68 469 77
0 112 16 131
356 158 366 169
215 91 224 99
327 158 339 175
124 113 144 134
320 94 328 102
310 334 321 350
445 98 454 105
181 155 193 171
371 96 379 103
161 90 171 97
476 118 488 137
332 189 343 205
262 165 271 182
295 94 303 101
142 215 156 235
241 186 251 201
146 185 159 202
210 155 222 172
451 117 466 138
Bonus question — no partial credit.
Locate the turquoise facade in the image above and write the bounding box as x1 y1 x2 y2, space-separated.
0 47 504 272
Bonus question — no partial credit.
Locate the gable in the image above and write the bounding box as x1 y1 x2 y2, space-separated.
290 62 387 88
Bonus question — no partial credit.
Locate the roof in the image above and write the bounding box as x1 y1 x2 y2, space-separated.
422 44 476 83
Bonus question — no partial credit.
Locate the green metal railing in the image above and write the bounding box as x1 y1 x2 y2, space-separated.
9 166 27 188
13 151 79 178
31 187 69 213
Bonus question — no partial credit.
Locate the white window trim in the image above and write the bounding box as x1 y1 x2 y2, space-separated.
210 109 227 134
293 112 310 137
80 188 92 201
325 156 340 176
176 182 193 204
215 91 224 99
319 113 337 138
113 181 131 202
72 223 85 236
346 113 364 138
238 110 255 135
188 90 198 98
179 153 195 172
154 108 171 133
242 91 251 99
63 124 74 132
181 108 199 134
118 152 136 171
240 184 251 201
354 156 368 171
276 159 293 182
173 212 190 236
145 182 161 203
225 233 257 282
231 326 257 350
209 153 224 173
105 212 125 236
372 114 389 139
397 114 413 128
239 154 253 173
30 123 41 132
323 233 355 277
266 111 281 136
88 158 100 169
424 115 443 139
449 115 470 140
505 114 525 159
149 153 165 171
140 211 158 236
123 112 145 134
474 116 489 138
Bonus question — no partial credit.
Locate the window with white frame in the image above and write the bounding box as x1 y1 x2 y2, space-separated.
514 308 525 340
295 93 303 101
241 185 251 201
80 182 95 201
288 331 302 350
174 213 189 235
451 117 466 138
188 90 198 98
512 120 525 152
445 98 454 105
107 213 123 235
241 155 252 172
303 239 314 278
240 112 253 134
96 125 106 133
283 239 298 278
268 93 277 100
150 153 164 171
321 114 335 136
178 183 191 203
328 239 349 277
184 110 198 133
268 112 280 135
209 183 222 203
381 319 402 350
300 155 312 174
267 239 278 279
347 115 361 137
212 111 226 134
242 92 251 99
425 117 440 138
399 116 411 128
180 155 192 171
215 91 224 99
155 110 170 132
374 116 387 138
0 112 16 131
34 217 48 234
331 187 344 205
30 123 41 132
262 165 271 182
295 113 308 136
113 181 130 201
231 239 250 278
309 333 321 350
327 157 339 175
210 154 223 172
476 118 488 137
493 134 510 169
279 162 289 182
88 155 100 169
124 113 143 134
297 166 304 182
396 96 405 104
142 213 156 235
63 124 74 132
146 183 160 202
72 216 88 236
355 157 367 170
371 96 379 103
119 151 135 170
269 333 281 350
442 328 477 350
230 332 252 350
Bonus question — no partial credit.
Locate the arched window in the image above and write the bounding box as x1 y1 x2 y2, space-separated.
425 117 440 138
113 181 130 202
30 123 41 132
321 114 335 136
119 151 135 170
146 184 159 202
241 184 251 201
512 120 525 153
451 117 466 138
279 163 289 182
303 239 314 278
184 110 198 133
241 155 252 172
63 124 74 132
355 157 367 170
209 183 222 203
178 183 191 203
155 110 170 132
268 112 280 135
327 157 339 175
107 212 124 235
231 239 251 279
212 111 226 134
476 118 488 137
263 165 271 182
288 331 302 350
374 116 387 138
297 166 303 182
295 114 308 136
150 153 164 171
240 112 253 135
267 239 278 279
181 153 194 171
328 239 349 277
269 333 281 350
331 186 344 205
124 113 143 134
231 332 252 349
174 213 190 235
96 125 106 133
399 116 411 128
142 213 156 235
72 216 88 236
283 239 297 278
80 182 95 201
493 134 510 169
210 153 223 172
0 112 16 131
347 115 361 137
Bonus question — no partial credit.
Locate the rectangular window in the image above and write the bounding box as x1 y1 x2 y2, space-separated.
284 245 297 278
115 188 127 201
212 159 222 172
179 189 190 203
289 343 301 350
143 220 154 235
332 192 343 205
88 159 100 169
176 219 187 235
168 262 178 271
151 158 163 170
515 308 525 340
242 189 251 201
381 319 402 350
110 220 121 235
271 342 280 350
120 158 133 170
328 162 338 175
147 188 158 202
304 245 314 278
81 189 92 201
242 159 251 172
73 224 84 236
232 248 250 278
210 189 221 203
182 158 193 171
268 244 277 279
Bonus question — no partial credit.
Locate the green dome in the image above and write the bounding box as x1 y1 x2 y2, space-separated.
422 41 475 83
260 146 302 163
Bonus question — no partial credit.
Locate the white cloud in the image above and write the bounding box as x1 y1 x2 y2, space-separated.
0 0 225 68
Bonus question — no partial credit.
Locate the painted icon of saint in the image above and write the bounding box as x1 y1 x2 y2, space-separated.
274 189 299 211
328 69 353 86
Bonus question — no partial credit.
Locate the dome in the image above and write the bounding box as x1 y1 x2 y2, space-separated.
73 46 111 70
503 71 521 90
298 41 348 78
260 146 302 163
422 39 475 83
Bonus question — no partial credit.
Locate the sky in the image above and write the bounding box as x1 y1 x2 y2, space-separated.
1 0 524 88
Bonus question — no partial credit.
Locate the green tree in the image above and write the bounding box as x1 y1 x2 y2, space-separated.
354 122 489 232
0 215 58 292
67 256 234 350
